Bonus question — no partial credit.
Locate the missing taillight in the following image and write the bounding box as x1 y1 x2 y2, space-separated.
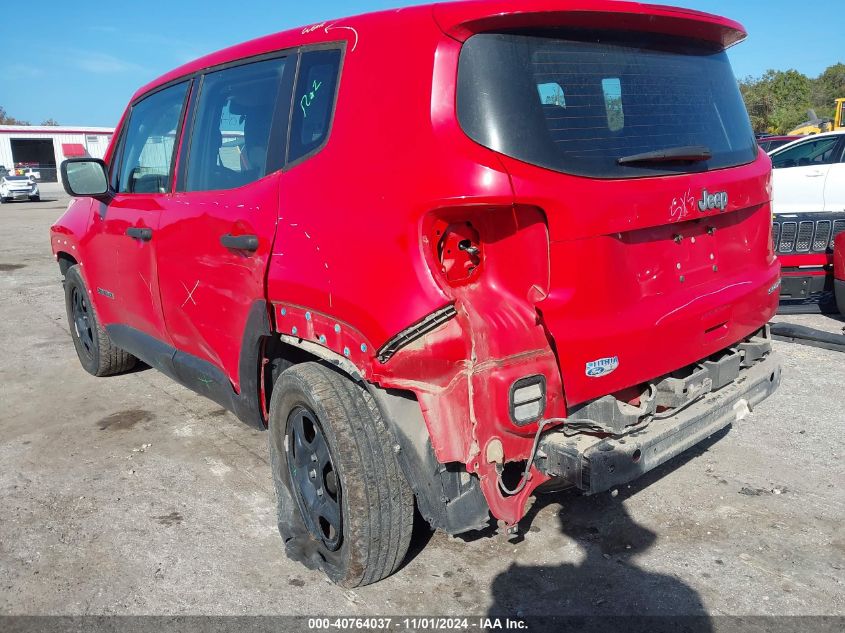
434 221 482 284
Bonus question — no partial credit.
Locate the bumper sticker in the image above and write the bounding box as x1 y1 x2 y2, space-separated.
586 356 619 378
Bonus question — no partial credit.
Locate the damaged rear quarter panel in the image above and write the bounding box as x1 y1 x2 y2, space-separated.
372 204 567 525
266 21 567 527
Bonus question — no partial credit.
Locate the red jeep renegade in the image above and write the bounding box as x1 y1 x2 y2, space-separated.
835 232 845 314
53 0 782 586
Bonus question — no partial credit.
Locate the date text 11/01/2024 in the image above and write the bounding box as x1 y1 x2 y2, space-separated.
307 618 527 630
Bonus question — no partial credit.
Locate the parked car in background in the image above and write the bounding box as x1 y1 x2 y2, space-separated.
770 131 845 214
16 166 42 180
770 131 845 312
0 174 40 203
53 0 781 587
835 232 845 315
758 135 800 153
772 211 845 313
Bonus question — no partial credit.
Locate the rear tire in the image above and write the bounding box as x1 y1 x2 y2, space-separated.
64 265 137 376
836 279 845 317
268 362 414 587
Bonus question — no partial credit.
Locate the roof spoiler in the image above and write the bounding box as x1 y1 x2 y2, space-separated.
433 0 747 49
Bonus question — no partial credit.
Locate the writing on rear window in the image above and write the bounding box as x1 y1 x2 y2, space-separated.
301 80 324 118
288 49 342 163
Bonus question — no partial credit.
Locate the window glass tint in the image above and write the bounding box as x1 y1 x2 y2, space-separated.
185 57 287 192
288 49 341 163
117 82 188 193
457 31 757 179
771 137 840 169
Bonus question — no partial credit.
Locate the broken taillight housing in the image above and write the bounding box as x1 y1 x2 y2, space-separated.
434 220 482 284
423 205 550 296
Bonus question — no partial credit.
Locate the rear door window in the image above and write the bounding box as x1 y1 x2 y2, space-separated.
771 137 842 169
116 82 189 194
185 57 289 192
457 30 758 179
288 49 342 164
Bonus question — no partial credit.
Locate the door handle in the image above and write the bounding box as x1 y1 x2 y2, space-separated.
125 227 153 241
220 234 259 251
806 171 825 177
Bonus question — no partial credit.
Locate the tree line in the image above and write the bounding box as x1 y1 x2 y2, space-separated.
0 105 58 126
740 63 845 134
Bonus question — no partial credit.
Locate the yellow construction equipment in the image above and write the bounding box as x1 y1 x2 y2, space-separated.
789 98 845 135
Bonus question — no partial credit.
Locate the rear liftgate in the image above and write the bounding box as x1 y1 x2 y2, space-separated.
535 328 781 494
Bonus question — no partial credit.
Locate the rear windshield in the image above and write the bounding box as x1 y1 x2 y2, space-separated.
457 30 757 179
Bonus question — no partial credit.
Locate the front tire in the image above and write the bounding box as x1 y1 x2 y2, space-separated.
29 195 40 202
268 362 414 587
64 265 136 376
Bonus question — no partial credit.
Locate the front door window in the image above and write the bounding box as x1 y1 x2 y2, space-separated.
115 82 189 194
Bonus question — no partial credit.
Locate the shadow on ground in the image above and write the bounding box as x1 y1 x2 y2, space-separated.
484 431 728 632
1 198 59 204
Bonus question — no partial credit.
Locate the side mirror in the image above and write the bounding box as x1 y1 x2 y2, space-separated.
61 158 110 198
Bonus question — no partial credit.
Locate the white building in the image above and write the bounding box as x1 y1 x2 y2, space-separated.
0 125 114 182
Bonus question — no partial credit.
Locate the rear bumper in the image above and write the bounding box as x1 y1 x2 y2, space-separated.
537 348 781 495
779 271 837 314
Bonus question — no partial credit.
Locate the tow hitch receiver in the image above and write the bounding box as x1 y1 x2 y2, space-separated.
536 342 781 495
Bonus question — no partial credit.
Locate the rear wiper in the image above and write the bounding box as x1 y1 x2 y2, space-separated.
617 145 712 166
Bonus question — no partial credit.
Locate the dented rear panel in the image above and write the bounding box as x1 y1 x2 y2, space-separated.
260 2 780 530
456 25 779 407
524 156 779 406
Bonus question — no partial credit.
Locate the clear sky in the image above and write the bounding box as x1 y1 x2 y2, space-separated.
1 0 837 127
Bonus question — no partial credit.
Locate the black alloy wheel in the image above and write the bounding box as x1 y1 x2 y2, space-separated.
268 362 415 586
287 405 343 551
71 284 95 360
63 264 136 377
